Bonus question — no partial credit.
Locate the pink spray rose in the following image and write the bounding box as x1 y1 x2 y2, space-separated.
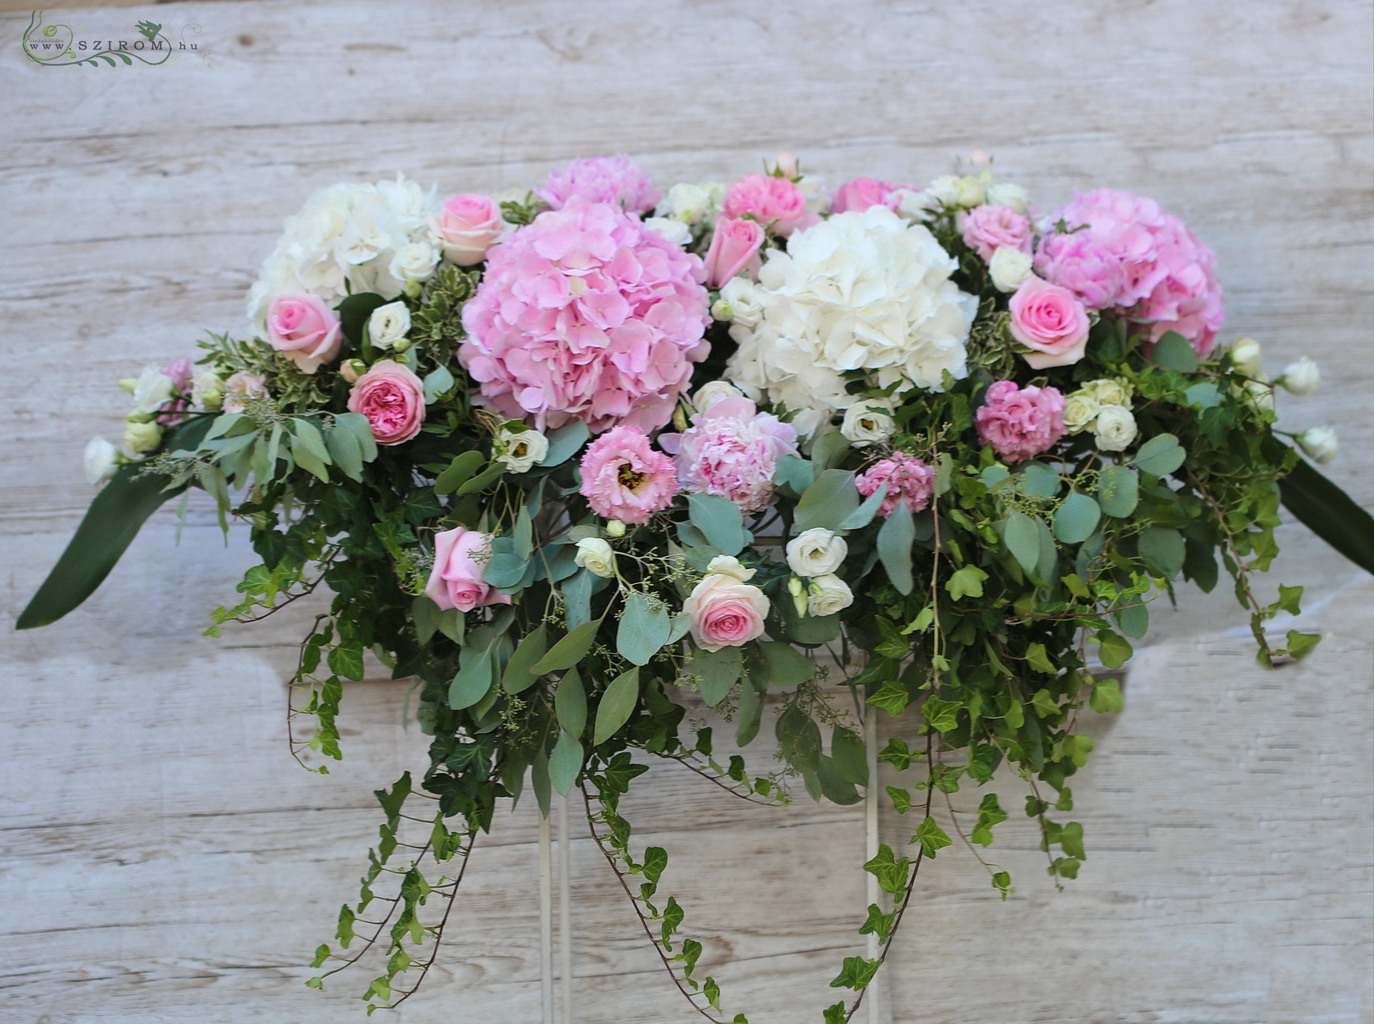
721 174 814 236
959 203 1033 262
702 216 766 288
975 380 1066 463
156 357 194 425
346 359 426 445
578 424 679 525
657 394 798 513
536 155 660 214
832 177 901 214
425 526 512 612
683 569 770 652
856 452 937 517
223 371 268 414
432 193 506 266
266 294 343 374
1008 276 1092 369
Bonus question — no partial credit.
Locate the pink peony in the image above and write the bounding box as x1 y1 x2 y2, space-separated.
459 200 710 434
721 174 815 236
702 216 765 288
578 424 678 524
658 395 798 513
346 359 426 445
266 293 343 374
536 155 660 214
432 193 506 266
1008 276 1092 370
832 177 902 214
1036 188 1223 355
855 452 937 517
959 203 1033 262
156 357 194 425
425 526 512 612
683 572 769 652
975 380 1066 463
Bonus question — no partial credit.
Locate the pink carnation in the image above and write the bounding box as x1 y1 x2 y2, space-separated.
959 203 1033 262
1036 189 1223 355
658 395 798 513
156 357 194 425
536 155 660 214
425 526 512 613
721 174 815 236
459 200 710 434
975 380 1066 463
578 424 678 525
855 452 937 517
832 177 902 214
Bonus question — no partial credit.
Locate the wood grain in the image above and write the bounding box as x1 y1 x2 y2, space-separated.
1 1 1370 1021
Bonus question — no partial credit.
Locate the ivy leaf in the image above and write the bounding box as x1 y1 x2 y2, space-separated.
829 956 882 991
555 667 587 737
920 696 961 733
862 844 910 895
617 590 672 666
867 677 910 715
593 667 640 746
945 565 988 601
548 730 584 797
876 505 915 594
1094 629 1134 669
1090 677 1125 714
912 815 953 858
695 646 743 706
328 641 365 681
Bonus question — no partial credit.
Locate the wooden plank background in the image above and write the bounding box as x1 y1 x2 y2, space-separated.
1 2 1370 1022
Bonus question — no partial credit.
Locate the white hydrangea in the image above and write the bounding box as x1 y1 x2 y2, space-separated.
724 207 975 437
246 175 437 337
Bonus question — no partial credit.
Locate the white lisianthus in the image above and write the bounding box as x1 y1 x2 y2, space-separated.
1279 357 1320 397
1062 390 1101 433
1229 336 1263 377
573 537 617 578
692 380 743 412
717 276 765 329
891 187 936 222
494 425 549 473
1094 405 1139 452
368 301 412 352
83 437 121 485
131 366 175 414
986 182 1030 215
924 175 962 208
191 369 224 411
988 246 1034 293
840 398 896 447
642 216 693 247
705 555 755 582
1297 426 1338 464
1087 377 1134 407
797 174 831 216
807 574 855 616
786 528 848 578
389 241 440 284
123 420 163 454
724 207 976 438
656 182 720 225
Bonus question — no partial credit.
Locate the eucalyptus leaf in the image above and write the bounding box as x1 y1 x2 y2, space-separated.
831 726 868 786
695 646 743 706
776 703 822 774
1132 433 1186 477
736 679 763 746
687 493 747 555
774 454 815 495
795 470 860 533
1054 491 1101 544
1004 511 1041 575
502 624 549 693
760 641 817 686
449 645 494 710
531 617 603 674
1278 457 1374 575
539 420 590 467
548 730 584 796
876 507 915 595
422 364 455 404
434 451 485 494
1150 331 1199 371
1096 465 1139 518
554 667 587 738
593 667 640 746
839 481 889 531
326 424 364 481
617 590 672 666
1138 525 1186 578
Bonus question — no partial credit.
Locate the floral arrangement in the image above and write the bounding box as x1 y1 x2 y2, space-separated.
21 153 1372 1021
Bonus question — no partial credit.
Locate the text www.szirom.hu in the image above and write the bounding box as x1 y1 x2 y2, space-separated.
27 38 199 53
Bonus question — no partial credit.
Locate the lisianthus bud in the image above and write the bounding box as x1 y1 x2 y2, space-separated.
123 420 163 454
1229 337 1263 376
605 519 627 538
787 575 809 617
83 437 121 485
1297 426 1338 464
340 358 367 384
1279 357 1320 397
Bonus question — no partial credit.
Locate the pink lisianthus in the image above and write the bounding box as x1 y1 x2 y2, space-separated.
683 571 769 652
346 359 426 445
536 155 660 214
223 371 268 414
721 174 815 236
855 452 937 517
658 395 798 513
959 203 1033 262
1008 276 1092 370
425 527 512 612
459 200 710 434
975 380 1066 463
702 216 765 288
832 177 902 214
578 424 678 525
266 293 343 374
432 193 506 266
156 357 194 425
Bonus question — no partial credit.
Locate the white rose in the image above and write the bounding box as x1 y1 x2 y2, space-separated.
123 420 163 454
1062 391 1101 433
1229 336 1263 377
388 241 439 284
656 183 714 224
806 574 854 616
494 425 549 473
642 216 693 247
368 301 412 352
574 537 616 578
1087 377 1133 407
131 366 174 414
840 398 896 447
986 182 1030 215
1093 405 1138 452
786 528 848 577
83 437 121 485
1280 356 1320 397
718 276 765 329
692 380 743 412
988 246 1033 293
705 554 755 582
1297 426 1338 464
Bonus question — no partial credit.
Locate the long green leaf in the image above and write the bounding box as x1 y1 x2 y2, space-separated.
1278 457 1374 575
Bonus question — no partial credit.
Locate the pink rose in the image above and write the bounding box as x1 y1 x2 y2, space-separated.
432 194 506 266
721 174 814 236
702 216 765 288
832 177 900 214
1008 276 1092 370
425 527 512 613
959 203 1033 263
346 359 426 445
683 572 769 652
578 424 678 524
266 294 343 374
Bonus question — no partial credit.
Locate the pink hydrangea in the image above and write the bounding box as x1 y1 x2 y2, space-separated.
975 380 1066 463
536 155 660 214
856 452 937 517
721 174 815 235
832 177 902 214
657 395 799 513
578 424 679 525
959 203 1033 262
1035 189 1223 355
156 357 194 425
459 200 710 434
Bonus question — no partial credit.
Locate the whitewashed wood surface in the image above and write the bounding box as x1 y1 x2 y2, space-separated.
1 2 1371 1022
